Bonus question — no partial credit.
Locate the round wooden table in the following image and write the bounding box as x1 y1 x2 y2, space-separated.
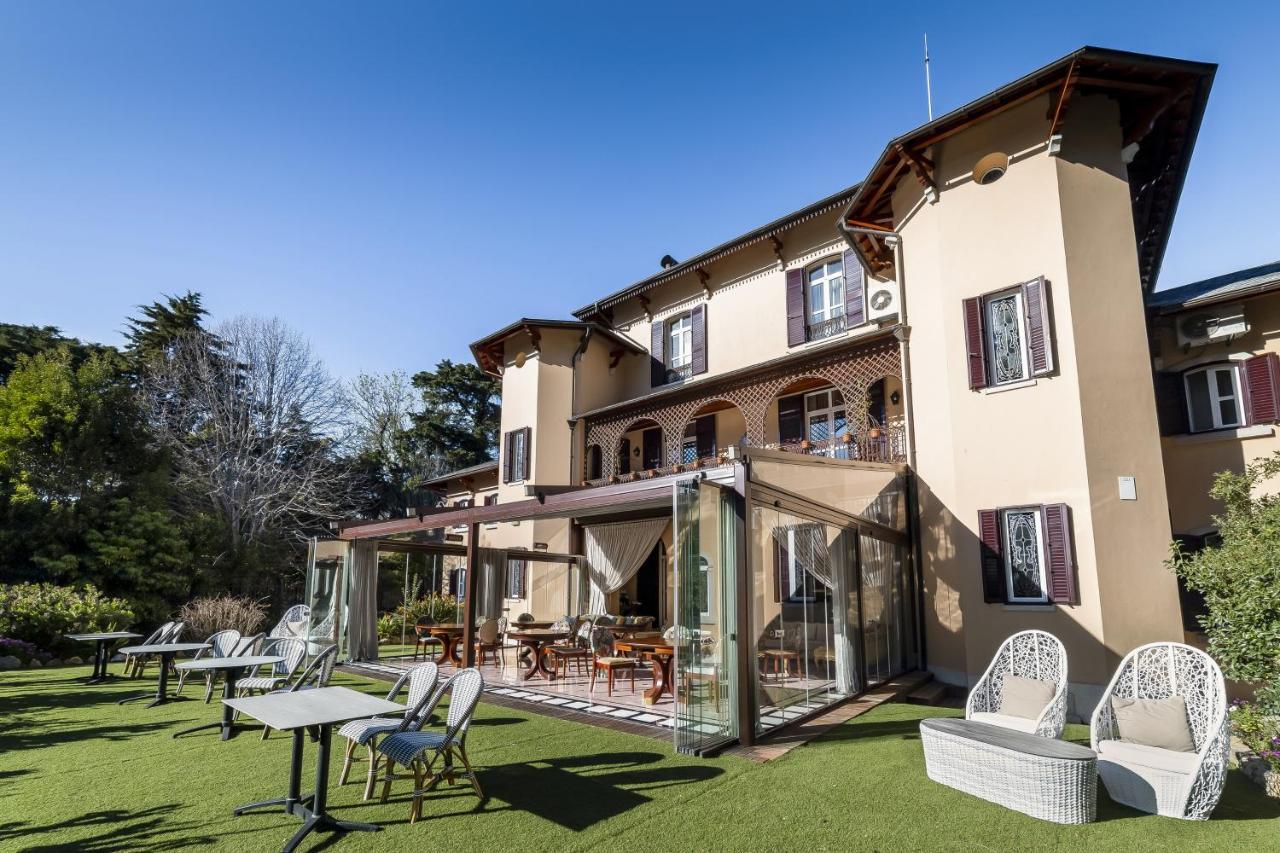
761 648 800 682
506 629 569 681
614 640 675 705
426 625 465 663
509 620 555 630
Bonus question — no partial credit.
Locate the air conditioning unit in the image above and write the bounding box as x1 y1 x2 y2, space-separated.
1176 304 1248 348
866 278 901 322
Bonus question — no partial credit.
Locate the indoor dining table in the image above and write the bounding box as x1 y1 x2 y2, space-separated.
64 631 142 684
614 639 676 705
426 624 465 663
226 686 405 853
172 654 285 740
115 642 209 708
507 628 570 681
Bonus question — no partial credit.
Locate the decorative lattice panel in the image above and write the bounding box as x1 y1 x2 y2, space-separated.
583 339 901 479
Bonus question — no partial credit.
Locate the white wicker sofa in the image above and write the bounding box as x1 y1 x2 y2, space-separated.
1090 642 1229 820
966 629 1068 738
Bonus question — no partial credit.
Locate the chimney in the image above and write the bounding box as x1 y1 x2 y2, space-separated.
660 254 679 270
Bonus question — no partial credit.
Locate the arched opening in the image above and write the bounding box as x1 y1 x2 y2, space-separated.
865 375 904 428
767 376 850 456
618 418 663 474
584 444 602 481
679 400 746 465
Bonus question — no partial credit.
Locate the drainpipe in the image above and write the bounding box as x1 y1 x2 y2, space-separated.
836 221 915 470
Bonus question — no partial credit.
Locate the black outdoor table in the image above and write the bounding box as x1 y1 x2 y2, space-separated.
173 655 285 740
64 632 142 684
115 642 209 708
225 686 405 853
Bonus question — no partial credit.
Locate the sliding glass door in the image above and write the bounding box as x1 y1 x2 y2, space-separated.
672 479 739 755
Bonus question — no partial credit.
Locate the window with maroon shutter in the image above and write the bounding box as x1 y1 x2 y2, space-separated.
843 249 866 328
777 393 805 445
785 268 805 347
963 297 989 390
977 509 1005 601
1244 352 1280 424
690 304 707 375
518 426 531 480
1041 503 1077 604
650 320 665 386
1021 277 1054 376
502 428 531 482
772 534 790 602
506 558 526 599
1154 372 1190 435
501 431 513 483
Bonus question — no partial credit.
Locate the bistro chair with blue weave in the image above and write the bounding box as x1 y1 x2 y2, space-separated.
336 662 441 800
378 667 485 822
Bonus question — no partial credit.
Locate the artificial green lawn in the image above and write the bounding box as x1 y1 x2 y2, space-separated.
3 666 1279 852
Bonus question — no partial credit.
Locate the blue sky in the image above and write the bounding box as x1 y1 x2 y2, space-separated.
1 1 1276 379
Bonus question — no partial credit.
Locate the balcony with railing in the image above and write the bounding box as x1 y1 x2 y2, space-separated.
806 312 847 343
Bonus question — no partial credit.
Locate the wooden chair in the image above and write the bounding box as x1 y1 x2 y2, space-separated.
474 618 503 667
547 618 593 679
413 617 441 661
589 626 635 697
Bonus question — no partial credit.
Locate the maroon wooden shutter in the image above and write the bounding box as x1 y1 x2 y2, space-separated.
1244 353 1280 424
1042 503 1077 604
1022 277 1054 376
978 509 1005 602
786 268 805 346
1154 372 1190 435
519 426 532 480
777 393 805 444
695 414 716 458
650 320 665 386
501 431 513 483
843 249 865 328
690 304 707 375
963 297 988 390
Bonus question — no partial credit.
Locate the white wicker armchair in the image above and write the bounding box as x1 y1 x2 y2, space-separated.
1090 642 1229 820
966 629 1068 738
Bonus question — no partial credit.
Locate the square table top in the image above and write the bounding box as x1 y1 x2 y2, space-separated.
176 655 284 672
224 686 405 731
65 632 143 641
118 643 210 655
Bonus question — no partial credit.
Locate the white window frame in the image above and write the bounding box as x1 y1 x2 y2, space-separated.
508 429 528 483
668 314 692 370
1183 364 1243 433
807 258 845 326
1001 506 1048 604
803 388 847 455
984 288 1030 386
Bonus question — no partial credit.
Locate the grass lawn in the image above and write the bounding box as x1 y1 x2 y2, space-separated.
3 666 1279 852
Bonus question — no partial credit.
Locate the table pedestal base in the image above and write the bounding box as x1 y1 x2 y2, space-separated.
117 650 185 708
173 668 245 740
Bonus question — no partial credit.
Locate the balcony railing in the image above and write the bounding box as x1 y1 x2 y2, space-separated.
664 363 693 383
806 313 847 343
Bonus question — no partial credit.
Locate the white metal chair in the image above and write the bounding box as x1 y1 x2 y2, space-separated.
338 662 440 800
1090 642 1229 820
966 629 1068 738
260 645 339 739
128 620 186 679
269 604 310 639
175 629 240 697
378 668 486 822
235 637 307 695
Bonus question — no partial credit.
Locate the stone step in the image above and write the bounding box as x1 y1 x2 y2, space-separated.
906 679 948 706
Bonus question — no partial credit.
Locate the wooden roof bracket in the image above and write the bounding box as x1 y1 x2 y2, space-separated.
1125 82 1194 148
1046 60 1078 155
771 236 785 268
696 267 711 299
895 143 937 203
638 294 652 322
608 347 625 369
525 325 542 354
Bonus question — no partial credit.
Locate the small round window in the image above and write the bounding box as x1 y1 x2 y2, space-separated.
974 152 1009 185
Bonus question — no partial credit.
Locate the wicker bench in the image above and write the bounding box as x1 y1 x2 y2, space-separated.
921 717 1097 824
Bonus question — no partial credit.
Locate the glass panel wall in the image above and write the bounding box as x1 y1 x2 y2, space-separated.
860 536 910 686
749 506 860 735
673 480 739 754
305 538 348 659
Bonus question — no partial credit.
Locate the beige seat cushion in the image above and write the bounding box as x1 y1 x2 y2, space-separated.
596 657 635 666
1111 696 1196 752
969 711 1040 734
1096 739 1201 775
998 674 1055 719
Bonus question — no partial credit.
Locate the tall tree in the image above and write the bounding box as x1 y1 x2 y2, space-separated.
347 371 445 517
408 359 500 471
124 292 216 363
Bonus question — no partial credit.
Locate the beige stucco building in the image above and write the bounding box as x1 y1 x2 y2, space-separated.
329 46 1224 751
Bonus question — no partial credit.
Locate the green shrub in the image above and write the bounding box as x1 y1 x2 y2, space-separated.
0 582 135 654
399 593 458 625
177 595 269 639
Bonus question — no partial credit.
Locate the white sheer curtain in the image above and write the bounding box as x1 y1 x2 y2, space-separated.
585 518 669 613
475 547 507 622
346 540 380 662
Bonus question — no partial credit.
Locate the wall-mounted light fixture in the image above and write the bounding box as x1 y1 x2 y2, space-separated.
890 390 901 406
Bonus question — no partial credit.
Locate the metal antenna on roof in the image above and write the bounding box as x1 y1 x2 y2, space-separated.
924 34 934 121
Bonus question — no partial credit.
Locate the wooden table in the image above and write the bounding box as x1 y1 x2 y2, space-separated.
173 655 285 740
506 629 569 681
509 619 555 630
115 642 210 708
426 625 464 663
614 640 675 705
761 649 800 682
64 632 141 684
226 686 405 852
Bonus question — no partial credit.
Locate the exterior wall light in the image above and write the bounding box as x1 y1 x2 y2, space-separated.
973 152 1009 185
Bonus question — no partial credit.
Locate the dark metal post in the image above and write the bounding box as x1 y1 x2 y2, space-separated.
462 522 480 667
733 462 755 748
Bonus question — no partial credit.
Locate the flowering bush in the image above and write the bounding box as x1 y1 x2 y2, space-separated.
0 636 52 663
1230 699 1280 768
0 583 134 654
